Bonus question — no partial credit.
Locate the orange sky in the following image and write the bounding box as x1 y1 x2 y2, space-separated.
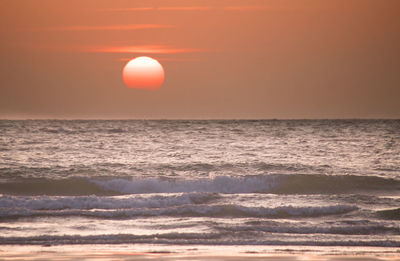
1 0 399 119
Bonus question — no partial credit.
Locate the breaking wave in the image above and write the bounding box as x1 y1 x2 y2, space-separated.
0 174 399 196
0 202 357 219
0 193 220 211
0 233 399 247
376 208 400 220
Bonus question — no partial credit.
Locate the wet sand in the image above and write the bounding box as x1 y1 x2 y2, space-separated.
1 245 399 261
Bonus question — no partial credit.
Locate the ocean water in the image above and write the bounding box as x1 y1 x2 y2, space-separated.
0 120 399 254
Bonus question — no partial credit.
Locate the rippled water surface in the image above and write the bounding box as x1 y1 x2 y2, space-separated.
0 120 399 253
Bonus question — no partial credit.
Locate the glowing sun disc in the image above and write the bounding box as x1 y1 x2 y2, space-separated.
122 56 165 90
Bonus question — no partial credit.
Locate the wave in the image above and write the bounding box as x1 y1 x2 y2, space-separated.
0 193 220 210
1 174 399 196
92 175 280 194
271 174 400 194
376 208 400 220
0 203 357 219
217 222 400 235
91 174 400 195
0 178 116 196
38 126 127 134
0 233 398 247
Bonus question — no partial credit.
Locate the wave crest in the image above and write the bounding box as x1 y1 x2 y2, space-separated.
0 174 399 196
0 233 398 247
0 203 357 219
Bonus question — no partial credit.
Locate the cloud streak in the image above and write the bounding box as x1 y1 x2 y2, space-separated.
105 6 269 12
17 43 209 55
104 6 212 12
117 57 202 62
87 45 208 54
29 24 172 32
158 6 212 11
223 6 270 11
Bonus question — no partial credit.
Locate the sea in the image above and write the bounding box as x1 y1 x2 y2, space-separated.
0 120 399 255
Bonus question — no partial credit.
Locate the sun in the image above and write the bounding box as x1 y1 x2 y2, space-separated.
122 56 165 90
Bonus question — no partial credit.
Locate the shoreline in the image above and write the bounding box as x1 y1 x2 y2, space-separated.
1 244 399 261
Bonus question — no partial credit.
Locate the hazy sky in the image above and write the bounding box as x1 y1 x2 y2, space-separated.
1 0 399 119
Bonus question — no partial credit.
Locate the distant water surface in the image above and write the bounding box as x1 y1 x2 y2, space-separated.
0 120 399 253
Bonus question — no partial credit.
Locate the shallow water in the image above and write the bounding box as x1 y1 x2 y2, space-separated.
0 120 399 253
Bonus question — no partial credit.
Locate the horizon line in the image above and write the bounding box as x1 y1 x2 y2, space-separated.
0 118 398 121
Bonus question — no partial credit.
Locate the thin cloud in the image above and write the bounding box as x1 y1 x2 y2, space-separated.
157 6 212 11
117 57 202 62
223 6 270 11
157 57 205 62
101 6 212 12
29 24 172 32
89 45 207 54
105 6 269 12
17 43 210 54
106 7 153 12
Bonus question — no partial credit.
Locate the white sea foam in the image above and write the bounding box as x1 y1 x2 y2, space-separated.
0 202 357 219
218 223 400 235
0 193 220 211
0 233 399 247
